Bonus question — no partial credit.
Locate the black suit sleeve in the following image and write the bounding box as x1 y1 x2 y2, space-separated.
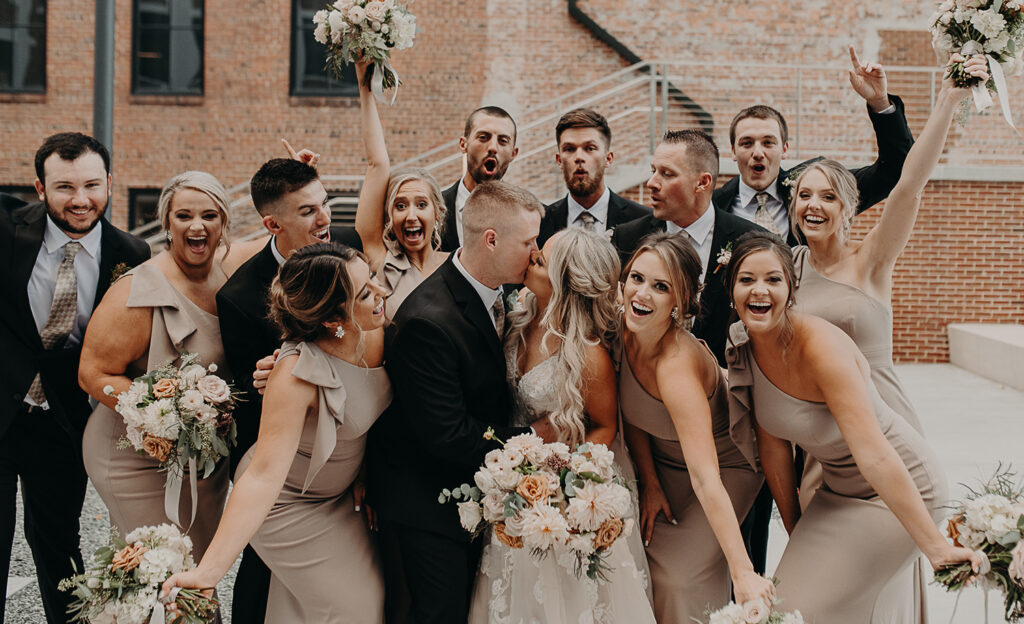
387 317 523 468
851 94 914 215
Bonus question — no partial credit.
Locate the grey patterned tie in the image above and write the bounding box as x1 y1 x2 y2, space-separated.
27 242 83 404
578 211 596 232
753 192 781 237
491 293 505 337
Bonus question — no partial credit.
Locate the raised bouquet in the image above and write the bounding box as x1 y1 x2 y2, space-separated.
935 465 1024 621
104 352 237 526
930 0 1024 124
441 429 635 581
59 524 217 624
702 595 804 624
313 0 417 103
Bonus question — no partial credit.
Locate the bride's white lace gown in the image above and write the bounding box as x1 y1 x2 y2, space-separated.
467 351 656 624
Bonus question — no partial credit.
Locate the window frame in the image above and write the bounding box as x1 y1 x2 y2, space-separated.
288 0 359 97
128 187 163 231
0 0 47 94
130 0 205 96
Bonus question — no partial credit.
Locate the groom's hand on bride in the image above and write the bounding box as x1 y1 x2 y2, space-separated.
352 480 378 531
252 349 280 395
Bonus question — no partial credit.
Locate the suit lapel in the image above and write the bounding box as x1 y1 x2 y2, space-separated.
11 204 46 343
440 260 503 360
93 219 123 308
606 192 624 227
441 182 461 251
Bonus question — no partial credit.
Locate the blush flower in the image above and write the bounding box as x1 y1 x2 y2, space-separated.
197 375 231 403
151 378 179 399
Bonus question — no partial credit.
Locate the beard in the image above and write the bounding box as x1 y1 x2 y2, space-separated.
45 196 105 236
468 155 510 185
565 170 602 198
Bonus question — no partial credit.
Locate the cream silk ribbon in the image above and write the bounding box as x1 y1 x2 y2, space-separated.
371 57 400 105
164 456 199 531
961 41 1020 134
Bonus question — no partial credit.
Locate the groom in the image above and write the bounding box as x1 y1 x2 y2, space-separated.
376 181 554 623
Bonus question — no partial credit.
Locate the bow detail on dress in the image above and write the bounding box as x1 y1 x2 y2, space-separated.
725 321 761 472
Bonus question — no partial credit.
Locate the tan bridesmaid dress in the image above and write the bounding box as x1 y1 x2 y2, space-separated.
235 340 391 623
728 323 947 624
381 250 426 320
620 341 763 622
793 245 931 622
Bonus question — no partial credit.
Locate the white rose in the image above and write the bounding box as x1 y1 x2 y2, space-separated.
457 501 482 533
473 468 497 495
482 492 505 522
742 599 770 623
781 611 805 624
492 464 522 490
364 1 386 24
312 9 329 25
197 375 231 404
708 602 746 624
333 0 354 11
347 5 366 25
970 8 1007 40
985 31 1010 54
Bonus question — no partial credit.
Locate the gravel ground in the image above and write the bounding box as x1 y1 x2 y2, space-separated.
6 482 239 624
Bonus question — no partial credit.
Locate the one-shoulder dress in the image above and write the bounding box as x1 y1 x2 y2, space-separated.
235 340 391 623
620 341 763 622
727 323 947 624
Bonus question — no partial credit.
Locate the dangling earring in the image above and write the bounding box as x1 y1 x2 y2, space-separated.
335 326 346 340
166 231 172 243
670 307 679 322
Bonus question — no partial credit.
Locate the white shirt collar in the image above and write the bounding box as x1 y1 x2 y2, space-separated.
451 248 502 323
738 177 782 210
670 204 715 246
270 235 287 266
566 186 610 226
43 214 102 258
456 178 472 213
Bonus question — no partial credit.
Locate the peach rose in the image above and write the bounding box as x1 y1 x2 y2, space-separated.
947 513 965 547
142 433 174 462
152 378 179 399
111 543 148 572
515 473 550 503
494 522 523 549
593 518 623 550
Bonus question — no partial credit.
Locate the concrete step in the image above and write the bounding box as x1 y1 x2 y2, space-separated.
947 323 1024 391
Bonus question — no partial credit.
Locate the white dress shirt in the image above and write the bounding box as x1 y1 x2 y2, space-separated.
732 179 789 240
566 187 611 234
454 179 472 247
452 248 502 330
26 215 103 407
666 206 715 282
270 235 287 266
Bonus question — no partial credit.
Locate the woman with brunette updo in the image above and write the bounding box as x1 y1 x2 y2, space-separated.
163 242 391 623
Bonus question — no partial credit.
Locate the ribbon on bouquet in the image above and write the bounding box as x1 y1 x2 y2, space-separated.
961 41 1021 135
164 456 199 531
946 549 993 624
149 586 181 624
371 57 400 106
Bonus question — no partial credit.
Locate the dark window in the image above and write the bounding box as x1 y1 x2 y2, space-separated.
132 0 204 95
0 0 46 93
0 185 38 203
128 188 162 230
290 0 358 96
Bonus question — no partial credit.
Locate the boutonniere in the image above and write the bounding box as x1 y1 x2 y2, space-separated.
110 262 133 284
781 164 809 189
505 288 520 313
605 227 615 242
713 243 733 274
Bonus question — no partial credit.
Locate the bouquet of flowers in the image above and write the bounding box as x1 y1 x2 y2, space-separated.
930 0 1024 124
59 524 217 624
440 429 635 581
702 597 804 624
935 465 1024 621
312 0 418 103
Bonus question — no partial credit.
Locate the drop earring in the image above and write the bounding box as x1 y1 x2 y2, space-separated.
670 307 679 322
335 326 346 340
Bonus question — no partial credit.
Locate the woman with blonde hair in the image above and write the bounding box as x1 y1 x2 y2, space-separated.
353 59 448 318
468 227 656 622
80 170 232 563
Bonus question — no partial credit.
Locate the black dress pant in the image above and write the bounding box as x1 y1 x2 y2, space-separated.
0 405 87 624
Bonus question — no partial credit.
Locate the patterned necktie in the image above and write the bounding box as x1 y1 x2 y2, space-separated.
578 211 596 232
27 241 83 405
754 191 781 237
491 293 506 337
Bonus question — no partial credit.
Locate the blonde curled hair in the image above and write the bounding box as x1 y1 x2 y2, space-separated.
157 170 232 251
789 159 858 242
382 167 446 260
504 228 621 447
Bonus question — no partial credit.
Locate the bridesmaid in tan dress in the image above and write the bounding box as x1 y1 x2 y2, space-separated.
620 234 774 621
351 59 448 318
724 233 980 623
163 243 390 623
80 171 233 561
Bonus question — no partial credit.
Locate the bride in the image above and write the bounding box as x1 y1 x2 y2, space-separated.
468 227 656 623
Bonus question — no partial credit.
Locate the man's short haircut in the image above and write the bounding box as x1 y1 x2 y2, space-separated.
555 108 612 147
662 129 720 187
463 106 518 145
34 132 111 183
250 158 320 216
462 180 543 240
729 105 789 147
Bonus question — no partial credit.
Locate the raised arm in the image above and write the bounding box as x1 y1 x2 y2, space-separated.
859 54 988 276
353 59 392 271
161 356 314 592
78 276 153 410
658 351 775 607
807 324 981 571
582 344 617 448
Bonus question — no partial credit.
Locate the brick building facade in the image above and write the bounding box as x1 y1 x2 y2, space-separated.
2 0 1022 361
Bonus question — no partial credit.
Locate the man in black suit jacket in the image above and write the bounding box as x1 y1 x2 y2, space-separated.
713 47 914 246
440 106 519 251
377 181 556 623
215 158 361 624
0 133 150 624
538 108 650 247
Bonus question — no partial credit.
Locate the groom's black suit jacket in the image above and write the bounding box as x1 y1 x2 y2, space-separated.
375 256 529 540
440 180 461 252
0 195 150 443
537 190 651 248
611 208 765 368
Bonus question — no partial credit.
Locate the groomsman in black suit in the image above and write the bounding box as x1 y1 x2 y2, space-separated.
537 108 651 247
713 46 914 245
612 129 765 367
215 158 361 623
378 181 556 623
0 132 150 624
440 106 519 251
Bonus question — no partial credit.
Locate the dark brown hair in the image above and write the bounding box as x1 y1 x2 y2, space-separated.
622 232 703 325
555 108 611 148
250 159 320 217
34 132 111 183
728 105 789 147
724 231 796 345
463 106 517 144
662 129 719 187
